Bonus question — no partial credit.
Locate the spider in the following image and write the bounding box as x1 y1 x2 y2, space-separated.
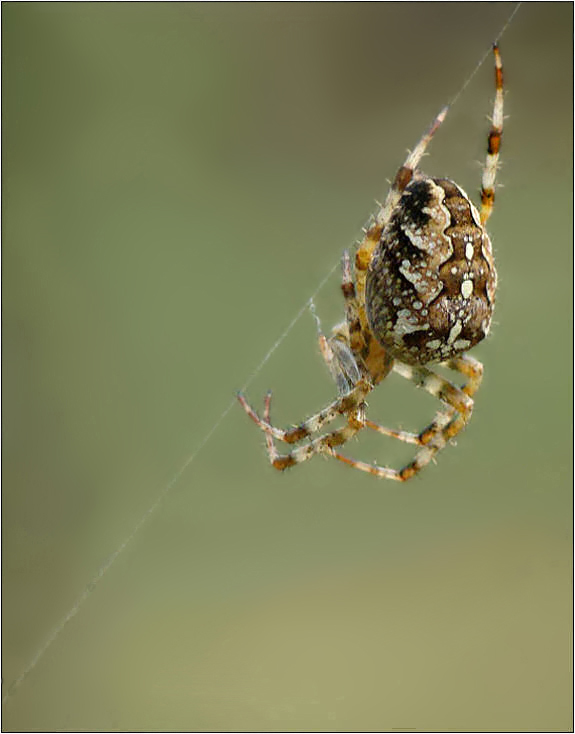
238 45 503 481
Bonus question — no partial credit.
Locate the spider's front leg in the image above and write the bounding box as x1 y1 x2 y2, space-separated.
237 373 372 470
237 375 371 444
253 390 367 471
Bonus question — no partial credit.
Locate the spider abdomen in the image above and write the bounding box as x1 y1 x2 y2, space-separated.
366 176 497 365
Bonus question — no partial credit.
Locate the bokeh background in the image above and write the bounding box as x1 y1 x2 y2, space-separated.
3 3 572 731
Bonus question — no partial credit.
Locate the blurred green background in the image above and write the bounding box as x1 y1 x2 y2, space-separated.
2 3 572 731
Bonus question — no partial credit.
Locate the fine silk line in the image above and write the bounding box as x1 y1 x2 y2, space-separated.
448 2 521 110
2 5 522 705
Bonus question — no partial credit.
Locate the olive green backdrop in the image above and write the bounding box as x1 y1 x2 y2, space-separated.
3 3 572 731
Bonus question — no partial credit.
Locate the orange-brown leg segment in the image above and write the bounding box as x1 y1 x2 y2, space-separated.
480 44 504 225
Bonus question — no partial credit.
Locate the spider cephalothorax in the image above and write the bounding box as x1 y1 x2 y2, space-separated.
238 45 503 481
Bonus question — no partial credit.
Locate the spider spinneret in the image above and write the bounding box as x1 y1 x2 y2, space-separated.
238 44 503 481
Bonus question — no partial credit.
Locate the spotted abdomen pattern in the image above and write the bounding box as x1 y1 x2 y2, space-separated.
365 176 497 365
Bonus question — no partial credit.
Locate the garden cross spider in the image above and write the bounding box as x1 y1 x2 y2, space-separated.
238 45 503 481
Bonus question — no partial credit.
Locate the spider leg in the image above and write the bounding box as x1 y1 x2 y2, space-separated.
365 420 422 446
340 249 366 359
243 390 367 471
262 390 278 464
440 353 484 431
480 45 504 225
237 376 372 445
376 104 449 228
327 449 421 481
